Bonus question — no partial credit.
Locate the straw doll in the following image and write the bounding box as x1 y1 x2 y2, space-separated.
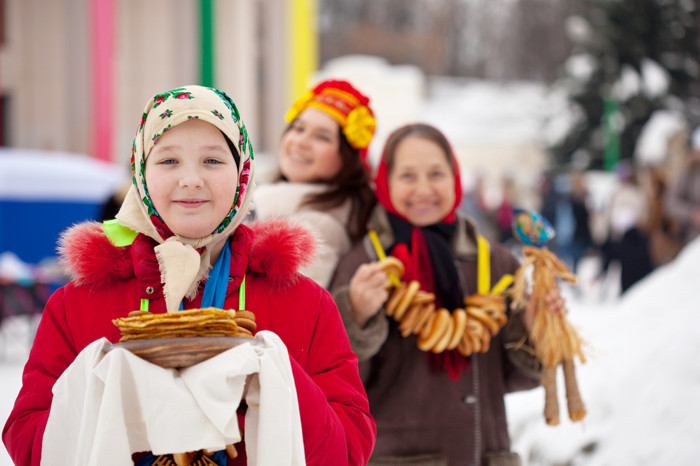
509 208 586 425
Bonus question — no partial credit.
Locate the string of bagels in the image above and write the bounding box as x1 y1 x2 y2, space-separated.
371 231 513 356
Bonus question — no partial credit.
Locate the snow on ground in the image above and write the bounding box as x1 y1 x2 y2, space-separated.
2 242 699 465
0 317 36 466
506 238 700 466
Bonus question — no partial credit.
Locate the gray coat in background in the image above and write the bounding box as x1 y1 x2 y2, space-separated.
664 159 700 247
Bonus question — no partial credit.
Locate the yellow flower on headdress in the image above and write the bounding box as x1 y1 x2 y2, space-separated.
284 80 376 150
285 90 316 123
344 106 376 150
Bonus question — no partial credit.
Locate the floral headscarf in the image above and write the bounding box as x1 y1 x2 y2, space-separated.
116 85 254 312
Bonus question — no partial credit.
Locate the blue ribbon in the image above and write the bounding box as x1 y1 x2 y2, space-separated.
199 239 231 309
141 240 233 466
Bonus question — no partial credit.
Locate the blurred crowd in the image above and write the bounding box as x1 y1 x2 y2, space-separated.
459 125 700 298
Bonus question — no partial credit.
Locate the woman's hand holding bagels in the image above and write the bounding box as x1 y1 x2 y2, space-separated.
349 262 391 328
375 257 510 355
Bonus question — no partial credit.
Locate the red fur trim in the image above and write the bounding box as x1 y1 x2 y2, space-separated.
247 219 317 286
58 222 133 287
58 219 316 289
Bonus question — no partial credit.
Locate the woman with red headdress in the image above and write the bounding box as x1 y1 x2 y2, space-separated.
252 79 378 289
329 123 541 466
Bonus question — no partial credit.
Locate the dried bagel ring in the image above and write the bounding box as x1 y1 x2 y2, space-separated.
466 318 483 353
479 324 492 352
412 302 435 336
399 303 423 337
412 290 435 305
418 309 437 340
385 282 407 317
173 452 198 466
446 308 467 350
417 308 451 351
457 329 474 357
225 444 238 459
377 256 405 288
464 293 505 309
393 280 421 321
234 310 255 321
466 294 507 326
465 306 500 335
234 317 257 333
431 313 455 353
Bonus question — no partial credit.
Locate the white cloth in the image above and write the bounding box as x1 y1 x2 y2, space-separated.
42 331 305 466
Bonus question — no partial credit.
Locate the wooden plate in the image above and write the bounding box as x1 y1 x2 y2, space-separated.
103 336 254 369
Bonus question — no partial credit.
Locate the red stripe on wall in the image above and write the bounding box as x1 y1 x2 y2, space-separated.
90 0 114 162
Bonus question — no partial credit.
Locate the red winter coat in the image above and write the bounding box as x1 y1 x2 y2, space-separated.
2 219 375 466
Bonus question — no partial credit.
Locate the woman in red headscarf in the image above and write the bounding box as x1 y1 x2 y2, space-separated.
329 123 541 466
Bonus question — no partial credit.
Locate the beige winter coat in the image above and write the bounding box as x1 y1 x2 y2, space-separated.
251 181 353 289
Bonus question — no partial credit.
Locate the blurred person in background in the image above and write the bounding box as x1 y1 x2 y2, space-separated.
639 165 682 266
538 172 559 234
600 161 654 294
495 175 516 247
100 181 131 221
564 171 595 274
663 126 700 251
250 79 377 289
329 123 541 466
536 172 594 274
458 172 497 241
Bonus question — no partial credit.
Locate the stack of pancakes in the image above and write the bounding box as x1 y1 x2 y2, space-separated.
113 307 256 342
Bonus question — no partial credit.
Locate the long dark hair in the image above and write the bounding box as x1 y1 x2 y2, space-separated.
278 124 377 242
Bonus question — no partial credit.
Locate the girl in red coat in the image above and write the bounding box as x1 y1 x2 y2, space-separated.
2 85 375 465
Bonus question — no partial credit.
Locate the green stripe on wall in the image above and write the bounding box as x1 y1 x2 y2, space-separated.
200 0 215 87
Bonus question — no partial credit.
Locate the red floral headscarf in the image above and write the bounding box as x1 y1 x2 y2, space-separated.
374 123 463 297
374 123 468 380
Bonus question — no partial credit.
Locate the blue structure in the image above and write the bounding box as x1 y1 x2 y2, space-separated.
0 148 126 265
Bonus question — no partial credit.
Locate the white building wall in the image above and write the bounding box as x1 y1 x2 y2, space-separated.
0 0 286 167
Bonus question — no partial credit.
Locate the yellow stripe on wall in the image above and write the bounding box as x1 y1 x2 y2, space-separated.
288 0 319 103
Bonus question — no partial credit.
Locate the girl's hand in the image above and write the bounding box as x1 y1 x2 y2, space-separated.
349 262 390 328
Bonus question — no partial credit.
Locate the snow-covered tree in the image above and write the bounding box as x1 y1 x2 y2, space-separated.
548 0 700 170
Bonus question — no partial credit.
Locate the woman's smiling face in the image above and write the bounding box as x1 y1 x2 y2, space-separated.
388 135 456 226
145 119 238 239
278 107 343 183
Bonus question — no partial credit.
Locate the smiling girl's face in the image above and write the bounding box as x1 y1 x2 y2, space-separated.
388 135 456 226
279 107 343 183
145 119 238 239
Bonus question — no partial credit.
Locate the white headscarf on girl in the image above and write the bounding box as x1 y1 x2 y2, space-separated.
116 85 254 313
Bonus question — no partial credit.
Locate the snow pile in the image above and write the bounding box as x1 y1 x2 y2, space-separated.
507 238 700 465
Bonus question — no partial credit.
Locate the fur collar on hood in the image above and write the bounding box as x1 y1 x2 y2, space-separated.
58 218 317 289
